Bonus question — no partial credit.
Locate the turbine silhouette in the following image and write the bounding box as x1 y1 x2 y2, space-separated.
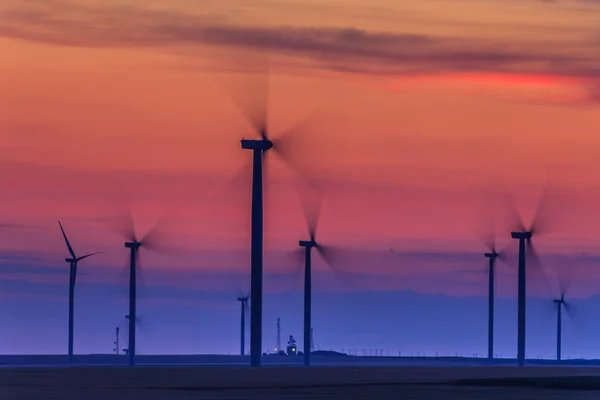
237 294 249 356
115 212 163 367
220 55 323 367
554 264 577 361
297 182 344 366
505 188 555 367
58 221 102 364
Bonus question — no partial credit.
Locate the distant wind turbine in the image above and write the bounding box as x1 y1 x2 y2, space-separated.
237 294 249 356
554 265 577 361
58 221 102 364
297 182 346 366
481 230 509 361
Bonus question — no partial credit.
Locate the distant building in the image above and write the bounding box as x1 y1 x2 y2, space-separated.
286 335 297 356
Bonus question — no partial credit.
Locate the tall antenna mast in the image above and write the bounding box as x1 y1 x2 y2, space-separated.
310 328 314 352
114 327 120 355
276 318 281 353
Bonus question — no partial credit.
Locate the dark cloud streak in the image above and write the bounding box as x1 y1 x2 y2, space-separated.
1 0 599 80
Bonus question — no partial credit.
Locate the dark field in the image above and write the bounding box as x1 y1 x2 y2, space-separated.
3 356 600 399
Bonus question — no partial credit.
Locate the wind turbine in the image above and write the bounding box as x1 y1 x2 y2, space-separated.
117 214 162 367
297 183 339 367
222 58 321 367
481 227 510 362
483 248 498 361
237 294 249 356
553 265 576 361
507 191 554 367
553 294 569 361
58 221 102 364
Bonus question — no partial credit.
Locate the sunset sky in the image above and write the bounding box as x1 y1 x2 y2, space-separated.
2 0 600 358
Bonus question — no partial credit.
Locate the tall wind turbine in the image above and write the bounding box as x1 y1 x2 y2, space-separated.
222 59 321 367
58 221 102 364
507 192 553 367
117 214 162 367
237 294 249 356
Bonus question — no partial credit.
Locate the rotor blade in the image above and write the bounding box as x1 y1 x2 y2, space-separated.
215 52 270 138
500 190 525 233
135 314 152 340
526 239 552 295
234 271 251 300
115 209 137 242
139 205 179 252
563 301 577 319
558 264 577 298
475 185 497 252
76 251 103 262
495 240 516 262
314 244 358 290
296 178 325 241
483 234 496 254
58 221 76 259
113 253 131 301
263 149 273 255
281 247 306 292
136 248 146 291
530 181 568 236
270 108 329 182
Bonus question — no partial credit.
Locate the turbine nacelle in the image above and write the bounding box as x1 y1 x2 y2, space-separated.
299 240 317 248
125 241 142 249
65 258 75 263
237 296 249 302
484 251 499 259
241 138 273 151
511 231 532 240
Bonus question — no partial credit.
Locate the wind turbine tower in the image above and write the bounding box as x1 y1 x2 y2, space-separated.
310 328 315 352
241 136 272 366
554 295 565 361
125 240 142 367
299 239 317 366
484 250 498 360
237 296 249 356
511 230 532 367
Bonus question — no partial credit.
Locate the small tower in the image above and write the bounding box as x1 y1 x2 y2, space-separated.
276 318 281 353
310 328 315 352
113 327 120 355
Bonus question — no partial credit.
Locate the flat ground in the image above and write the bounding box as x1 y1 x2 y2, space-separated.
4 363 600 399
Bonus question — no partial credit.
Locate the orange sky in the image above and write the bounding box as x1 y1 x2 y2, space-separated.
2 0 600 296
